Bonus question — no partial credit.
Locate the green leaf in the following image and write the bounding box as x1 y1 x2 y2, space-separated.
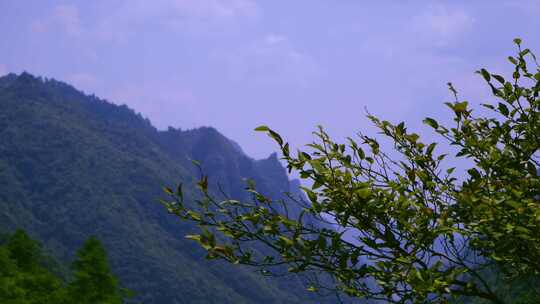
268 130 284 146
513 38 522 45
357 188 371 199
426 142 436 155
254 125 270 132
454 101 468 113
407 133 419 143
185 234 201 242
467 168 481 179
423 117 439 129
492 74 505 84
282 142 290 157
478 68 491 82
177 183 184 201
198 176 209 191
163 186 173 195
498 103 509 116
527 162 537 176
307 286 318 292
357 147 365 159
186 211 202 221
396 122 405 134
279 236 294 246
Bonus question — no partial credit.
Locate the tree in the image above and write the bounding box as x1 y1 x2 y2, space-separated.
162 39 540 304
0 230 132 303
66 237 132 304
0 229 64 303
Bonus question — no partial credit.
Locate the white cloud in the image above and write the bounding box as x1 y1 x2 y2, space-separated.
30 4 83 37
29 0 260 43
144 0 260 34
264 34 287 45
124 0 258 20
412 4 475 46
219 34 321 87
93 0 260 42
170 0 259 19
54 5 83 36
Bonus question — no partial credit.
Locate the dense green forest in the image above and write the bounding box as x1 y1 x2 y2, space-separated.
0 72 336 303
0 229 130 303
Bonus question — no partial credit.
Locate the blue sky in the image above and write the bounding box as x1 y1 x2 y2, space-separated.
1 1 540 159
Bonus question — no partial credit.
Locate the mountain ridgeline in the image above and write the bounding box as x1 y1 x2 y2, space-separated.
0 73 330 303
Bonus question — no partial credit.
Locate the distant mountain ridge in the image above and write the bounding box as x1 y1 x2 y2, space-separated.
0 72 329 303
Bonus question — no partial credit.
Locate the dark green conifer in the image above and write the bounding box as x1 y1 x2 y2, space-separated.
0 229 64 303
67 237 131 304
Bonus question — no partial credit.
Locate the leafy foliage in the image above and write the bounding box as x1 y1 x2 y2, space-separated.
164 40 540 303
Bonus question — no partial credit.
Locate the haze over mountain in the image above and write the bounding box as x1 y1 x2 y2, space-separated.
0 72 334 303
3 2 539 161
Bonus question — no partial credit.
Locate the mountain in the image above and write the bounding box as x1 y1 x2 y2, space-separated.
0 72 331 303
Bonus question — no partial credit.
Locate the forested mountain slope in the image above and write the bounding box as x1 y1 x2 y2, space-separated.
0 72 328 303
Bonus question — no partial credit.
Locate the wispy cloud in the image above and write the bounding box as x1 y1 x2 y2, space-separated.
30 4 83 37
412 4 475 46
31 1 260 43
168 0 259 20
219 34 321 87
